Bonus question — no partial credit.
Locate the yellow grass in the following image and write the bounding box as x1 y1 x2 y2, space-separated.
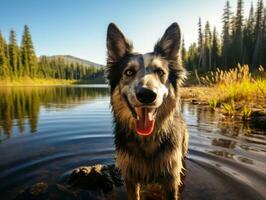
0 77 76 86
181 65 266 119
201 65 266 109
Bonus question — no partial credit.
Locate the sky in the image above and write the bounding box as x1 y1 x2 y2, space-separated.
0 0 255 65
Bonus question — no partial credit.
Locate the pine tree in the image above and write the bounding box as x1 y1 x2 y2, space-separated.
252 0 264 68
185 43 198 71
221 0 232 68
197 17 204 71
17 47 23 77
0 32 9 78
202 21 212 71
184 0 266 71
211 27 220 69
236 0 244 31
198 17 203 50
254 0 264 37
8 29 20 77
181 38 186 66
21 25 37 77
262 8 266 66
231 0 244 66
70 63 75 80
243 3 255 65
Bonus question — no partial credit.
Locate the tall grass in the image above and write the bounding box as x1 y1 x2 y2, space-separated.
201 65 266 118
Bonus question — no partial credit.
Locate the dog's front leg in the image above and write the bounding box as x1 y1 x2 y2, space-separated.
125 179 140 200
164 185 179 200
162 176 180 200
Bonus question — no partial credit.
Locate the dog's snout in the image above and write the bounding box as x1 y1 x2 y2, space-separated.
136 87 157 104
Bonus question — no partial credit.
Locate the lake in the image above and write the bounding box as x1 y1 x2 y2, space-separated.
0 85 265 200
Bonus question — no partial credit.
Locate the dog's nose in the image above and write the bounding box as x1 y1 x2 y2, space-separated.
136 87 157 104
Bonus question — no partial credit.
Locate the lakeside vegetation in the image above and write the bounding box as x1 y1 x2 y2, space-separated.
0 26 104 84
181 65 266 118
0 77 75 86
202 65 265 109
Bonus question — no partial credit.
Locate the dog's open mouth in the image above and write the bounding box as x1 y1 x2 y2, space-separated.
134 107 157 136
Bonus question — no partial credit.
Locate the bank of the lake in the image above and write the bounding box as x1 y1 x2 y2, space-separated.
180 86 266 130
0 77 76 86
0 77 106 86
181 65 266 129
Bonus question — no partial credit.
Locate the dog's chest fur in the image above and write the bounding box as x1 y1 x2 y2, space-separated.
114 115 187 184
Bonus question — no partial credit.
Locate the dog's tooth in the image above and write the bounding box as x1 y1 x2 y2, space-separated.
135 107 141 118
148 111 153 121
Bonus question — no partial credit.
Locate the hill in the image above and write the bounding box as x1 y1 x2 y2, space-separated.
39 55 106 84
50 55 105 68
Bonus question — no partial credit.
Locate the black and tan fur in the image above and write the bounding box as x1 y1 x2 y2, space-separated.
106 22 189 200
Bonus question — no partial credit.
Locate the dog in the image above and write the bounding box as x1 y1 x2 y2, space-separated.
105 22 189 200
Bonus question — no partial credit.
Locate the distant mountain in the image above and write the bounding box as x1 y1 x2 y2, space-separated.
50 55 105 68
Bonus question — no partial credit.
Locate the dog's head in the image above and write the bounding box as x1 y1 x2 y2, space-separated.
106 23 186 136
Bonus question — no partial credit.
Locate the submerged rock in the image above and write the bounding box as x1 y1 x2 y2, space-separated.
250 110 266 130
14 165 124 200
14 164 178 200
69 164 123 193
15 182 49 200
68 164 166 199
68 165 171 200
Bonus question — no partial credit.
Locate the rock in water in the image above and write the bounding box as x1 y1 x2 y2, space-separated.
15 182 49 200
250 110 266 130
68 164 123 193
15 164 165 199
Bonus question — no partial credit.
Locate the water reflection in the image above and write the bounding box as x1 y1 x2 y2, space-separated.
181 103 264 137
181 103 266 199
181 102 266 166
0 86 109 137
212 138 236 149
238 156 254 164
209 150 235 159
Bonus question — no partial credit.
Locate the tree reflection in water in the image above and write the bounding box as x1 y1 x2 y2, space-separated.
0 86 109 137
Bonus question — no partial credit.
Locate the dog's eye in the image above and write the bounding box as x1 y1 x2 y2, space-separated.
124 69 135 77
156 69 165 77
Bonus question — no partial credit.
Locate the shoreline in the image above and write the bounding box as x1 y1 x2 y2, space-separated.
0 78 75 86
0 78 107 86
180 86 266 130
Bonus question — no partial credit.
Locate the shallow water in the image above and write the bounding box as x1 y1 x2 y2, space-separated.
0 86 265 200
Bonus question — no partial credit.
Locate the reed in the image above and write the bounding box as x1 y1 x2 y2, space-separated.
201 65 266 118
208 98 218 110
241 105 252 121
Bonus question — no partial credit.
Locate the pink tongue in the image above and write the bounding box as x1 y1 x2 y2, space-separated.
135 108 155 136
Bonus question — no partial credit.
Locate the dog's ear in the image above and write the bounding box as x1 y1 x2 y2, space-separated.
107 23 133 64
154 23 181 60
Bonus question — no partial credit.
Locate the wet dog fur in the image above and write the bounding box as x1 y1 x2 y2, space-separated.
106 22 189 200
